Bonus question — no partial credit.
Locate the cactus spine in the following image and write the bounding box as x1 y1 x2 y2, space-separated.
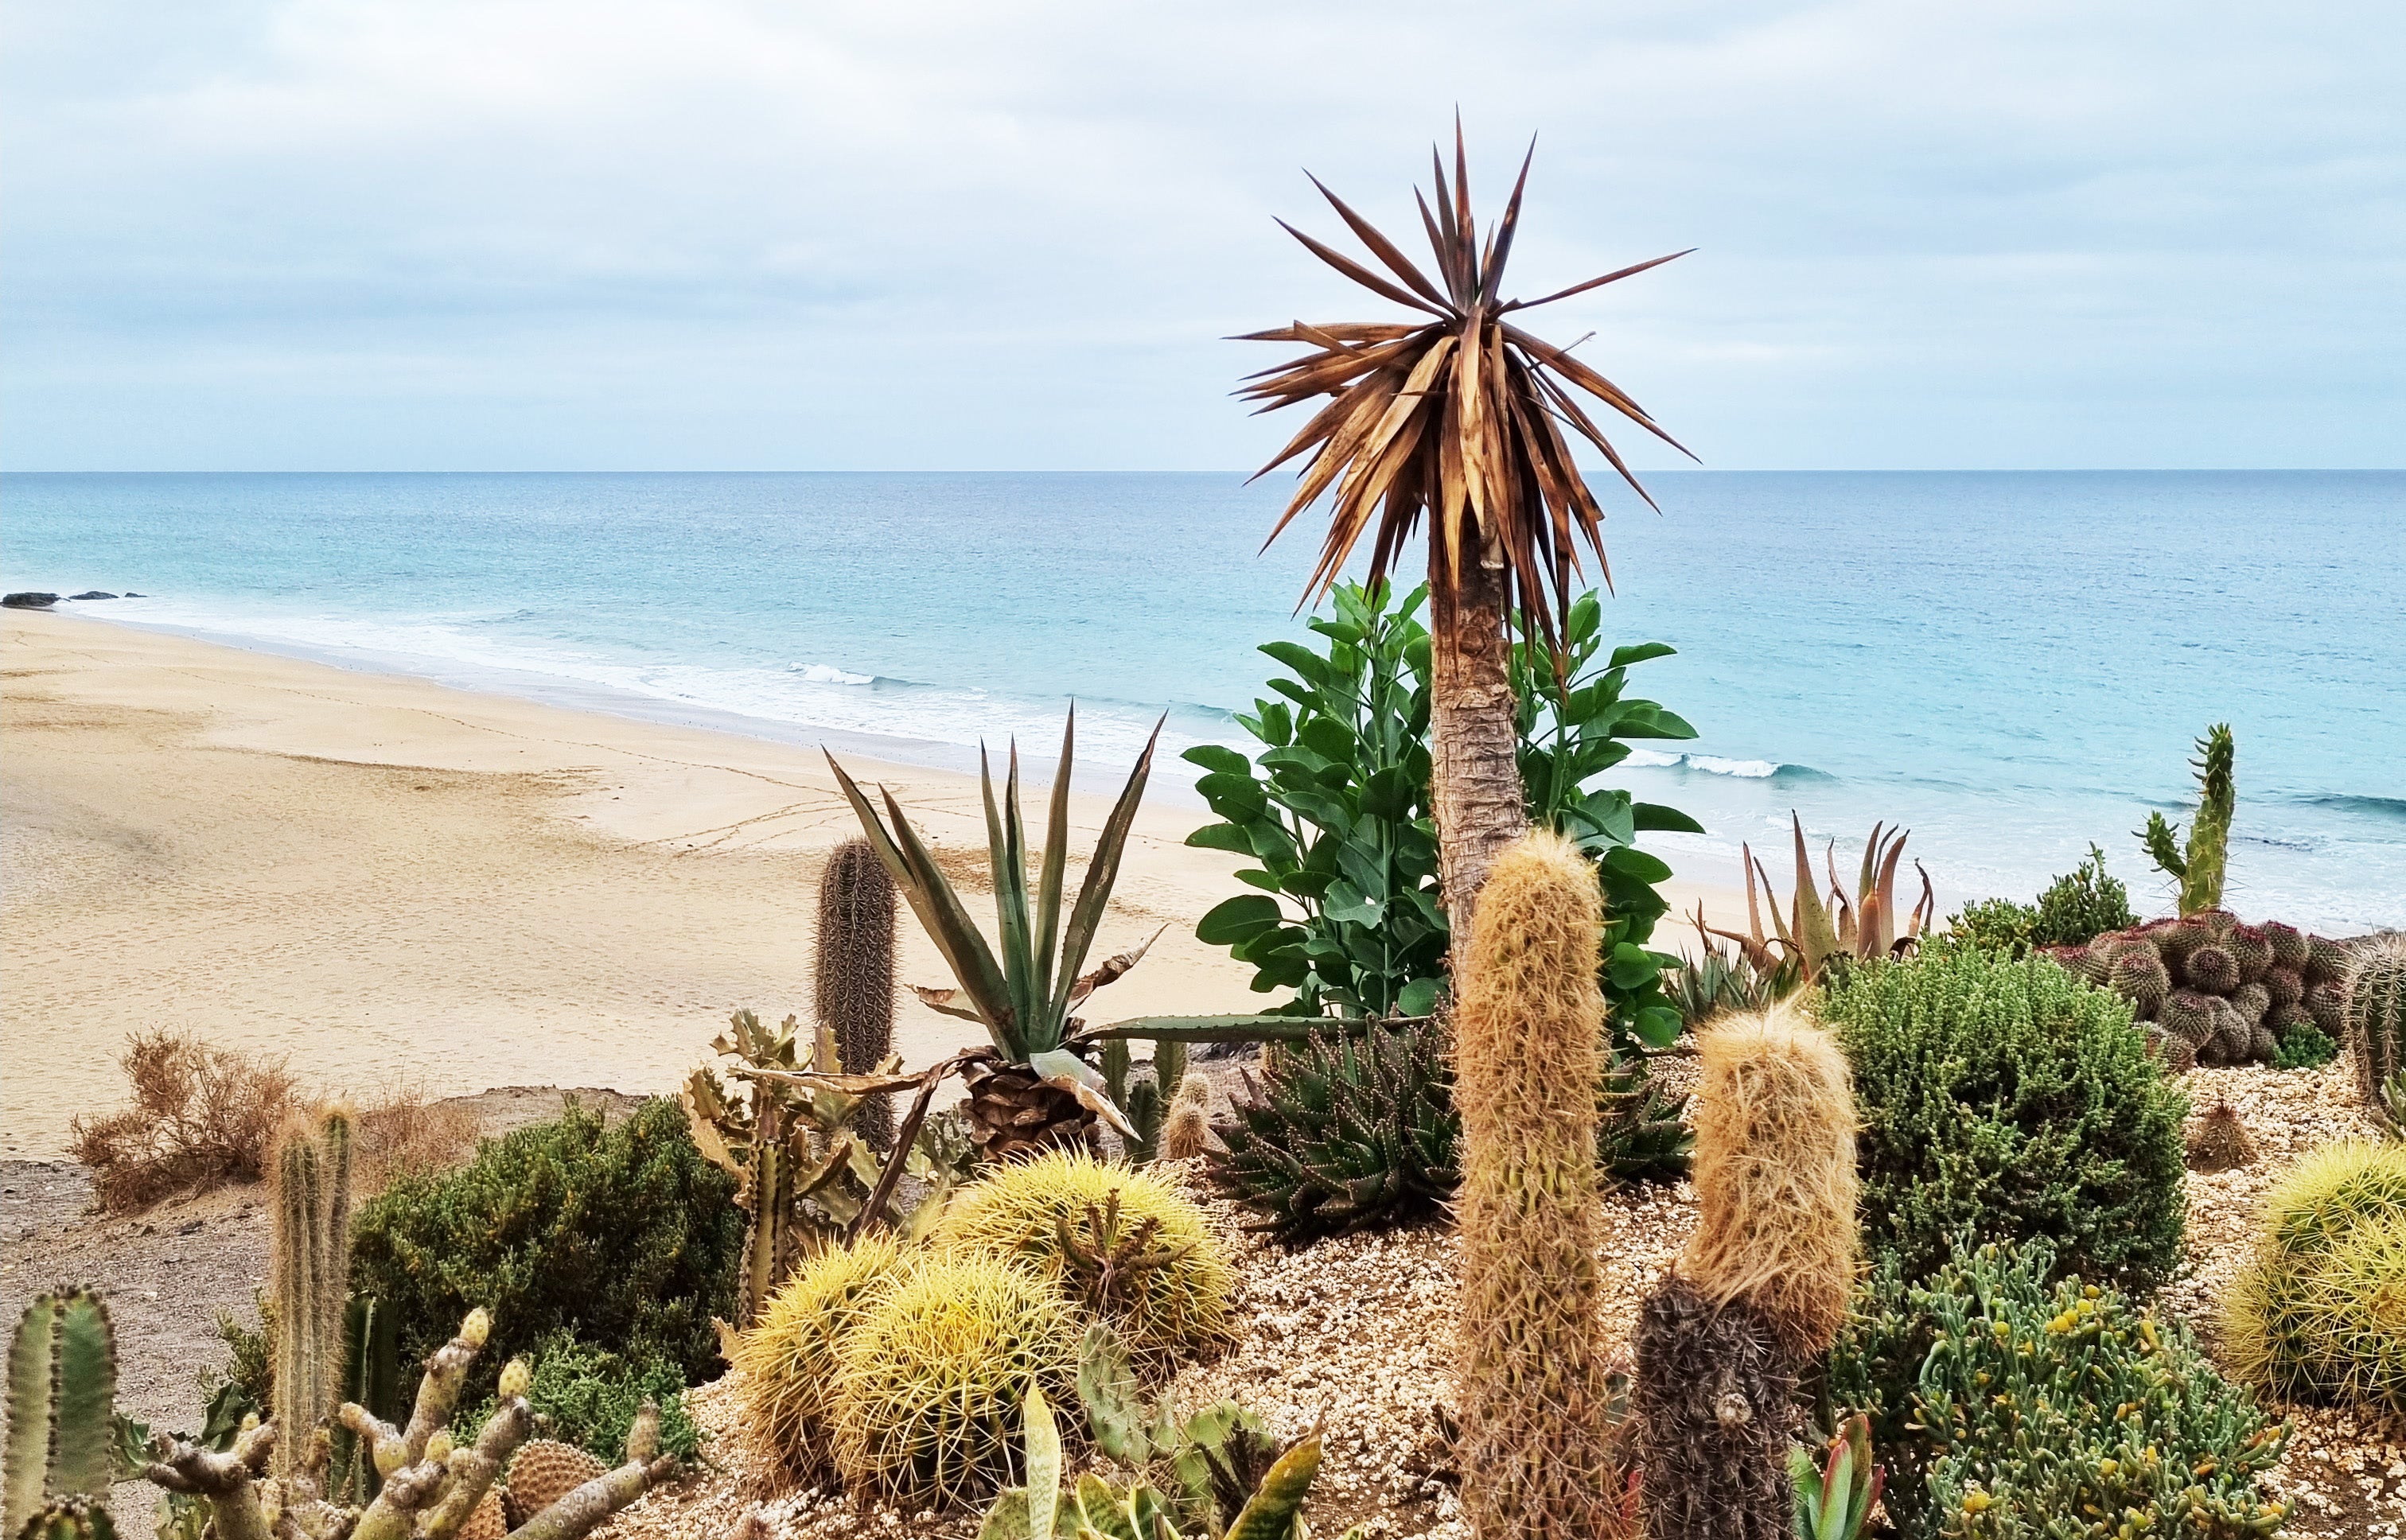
2349 935 2406 1121
4 1290 120 1540
270 1106 355 1479
2137 722 2234 916
816 838 898 1152
1159 1071 1212 1161
1452 830 1623 1540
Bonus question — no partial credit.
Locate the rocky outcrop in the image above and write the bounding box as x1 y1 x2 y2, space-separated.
3 592 60 609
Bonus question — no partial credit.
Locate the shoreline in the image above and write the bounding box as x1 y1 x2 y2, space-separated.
1 609 1745 1158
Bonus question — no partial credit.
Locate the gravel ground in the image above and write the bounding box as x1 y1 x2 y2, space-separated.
597 1056 2406 1540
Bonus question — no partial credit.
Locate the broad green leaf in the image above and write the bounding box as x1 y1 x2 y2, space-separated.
1194 772 1269 822
1607 640 1676 667
1259 640 1332 688
1322 879 1380 928
1184 822 1256 855
1360 765 1419 821
1197 894 1283 945
1633 1004 1684 1049
1398 977 1446 1017
1632 801 1707 834
1607 943 1660 990
1181 743 1251 776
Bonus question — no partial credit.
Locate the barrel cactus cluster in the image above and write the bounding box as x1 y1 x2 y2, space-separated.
2052 910 2353 1069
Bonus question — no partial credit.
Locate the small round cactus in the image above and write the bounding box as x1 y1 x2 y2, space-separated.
2155 918 2213 969
2307 935 2353 986
2159 991 2217 1048
2226 924 2273 985
2233 981 2272 1028
2261 920 2311 970
2109 948 2173 1017
732 1233 915 1484
2309 981 2350 1037
2265 966 2305 1010
2186 944 2241 995
2225 1140 2406 1412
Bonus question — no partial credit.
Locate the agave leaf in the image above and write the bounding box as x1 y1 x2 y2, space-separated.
987 742 1039 1037
1073 1014 1393 1044
1033 710 1077 1009
745 1067 930 1097
1069 925 1166 1006
1030 1049 1139 1139
1046 718 1164 1036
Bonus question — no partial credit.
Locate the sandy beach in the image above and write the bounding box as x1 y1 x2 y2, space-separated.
2 609 1739 1158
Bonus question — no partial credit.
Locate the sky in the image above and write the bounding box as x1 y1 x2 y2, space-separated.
4 1 2400 472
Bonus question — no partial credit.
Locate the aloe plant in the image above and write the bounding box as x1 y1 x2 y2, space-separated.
1789 1416 1882 1540
1704 815 1935 983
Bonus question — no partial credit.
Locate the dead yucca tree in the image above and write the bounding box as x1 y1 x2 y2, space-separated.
1634 999 1857 1540
1240 123 1690 943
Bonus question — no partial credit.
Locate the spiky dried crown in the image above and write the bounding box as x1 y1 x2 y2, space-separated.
1240 123 1692 653
1681 999 1858 1359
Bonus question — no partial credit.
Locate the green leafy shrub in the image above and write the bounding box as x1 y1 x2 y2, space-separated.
453 1329 702 1461
1826 948 2188 1293
1938 898 2038 959
2027 844 2137 947
1187 581 1696 1052
350 1097 742 1408
1819 1239 2287 1538
2275 1021 2339 1069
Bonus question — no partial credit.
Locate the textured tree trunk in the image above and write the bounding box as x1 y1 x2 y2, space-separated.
1428 548 1529 972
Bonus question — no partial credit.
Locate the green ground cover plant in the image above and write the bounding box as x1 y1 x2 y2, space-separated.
1825 947 2188 1293
1819 1239 2287 1538
453 1329 702 1462
349 1097 742 1409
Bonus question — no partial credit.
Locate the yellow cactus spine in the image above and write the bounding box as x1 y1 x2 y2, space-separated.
1451 829 1625 1540
271 1105 355 1476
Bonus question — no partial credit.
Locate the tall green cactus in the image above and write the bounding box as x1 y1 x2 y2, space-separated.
2349 935 2406 1123
4 1289 120 1540
1102 1038 1189 1164
271 1106 355 1478
816 837 898 1152
2138 723 2235 916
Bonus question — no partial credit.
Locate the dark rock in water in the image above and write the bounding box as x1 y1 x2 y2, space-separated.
68 591 119 601
2 592 60 609
123 592 146 598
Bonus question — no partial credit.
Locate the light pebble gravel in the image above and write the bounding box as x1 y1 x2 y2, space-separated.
598 1058 2406 1540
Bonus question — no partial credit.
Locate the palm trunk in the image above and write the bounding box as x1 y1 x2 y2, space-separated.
1428 548 1529 973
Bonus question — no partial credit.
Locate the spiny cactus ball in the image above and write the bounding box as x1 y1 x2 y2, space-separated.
2186 943 2241 995
2308 982 2350 1037
2225 1140 2406 1412
2187 1104 2256 1172
2144 1026 2198 1075
830 1252 1082 1509
2307 935 2353 986
2212 998 2254 1064
2265 966 2305 1010
2261 920 2311 970
733 1232 914 1484
2059 944 2100 984
2155 918 2213 968
505 1440 608 1522
2158 991 2217 1048
2226 925 2273 985
931 1148 1232 1365
2233 982 2272 1028
2109 947 2173 1016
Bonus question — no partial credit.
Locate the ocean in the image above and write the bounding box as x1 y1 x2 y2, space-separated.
6 470 2400 934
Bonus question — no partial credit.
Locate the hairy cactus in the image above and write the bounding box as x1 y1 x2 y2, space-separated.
1102 1038 1190 1165
1679 1000 1858 1359
1159 1071 1212 1162
933 1150 1232 1367
731 1235 913 1486
2187 1103 2256 1172
272 1106 356 1478
2136 724 2234 916
831 1254 1082 1510
1208 1021 1457 1244
1453 830 1624 1540
2347 936 2406 1117
816 838 897 1151
4 1289 120 1540
2225 1140 2406 1411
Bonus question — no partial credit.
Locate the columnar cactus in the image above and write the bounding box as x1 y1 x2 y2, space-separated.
2348 935 2406 1119
4 1290 120 1540
816 838 898 1151
1452 829 1623 1540
1636 1000 1857 1540
272 1105 356 1477
2137 723 2234 916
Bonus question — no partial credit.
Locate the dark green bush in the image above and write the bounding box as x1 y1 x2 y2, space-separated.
1817 1239 2287 1538
350 1097 742 1408
2028 844 2139 947
1826 947 2188 1293
454 1329 702 1461
2274 1019 2339 1070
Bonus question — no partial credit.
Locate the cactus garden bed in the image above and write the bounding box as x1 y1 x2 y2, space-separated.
550 1057 2406 1540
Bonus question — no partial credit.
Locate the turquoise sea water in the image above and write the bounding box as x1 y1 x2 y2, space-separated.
6 470 2400 933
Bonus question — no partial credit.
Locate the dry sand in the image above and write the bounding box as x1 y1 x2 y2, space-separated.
1 609 1740 1157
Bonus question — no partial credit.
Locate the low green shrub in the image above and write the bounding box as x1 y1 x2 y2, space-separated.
454 1329 701 1461
1940 898 2038 959
2275 1020 2339 1069
1826 947 2188 1293
1819 1239 2288 1538
2028 844 2138 947
350 1096 742 1408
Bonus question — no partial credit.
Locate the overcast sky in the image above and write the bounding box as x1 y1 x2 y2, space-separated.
5 1 2400 472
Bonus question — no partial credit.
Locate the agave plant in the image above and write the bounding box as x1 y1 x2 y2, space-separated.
1240 122 1691 946
829 711 1328 1165
1703 815 1935 983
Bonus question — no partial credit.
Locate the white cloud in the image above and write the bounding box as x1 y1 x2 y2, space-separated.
4 0 2400 469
